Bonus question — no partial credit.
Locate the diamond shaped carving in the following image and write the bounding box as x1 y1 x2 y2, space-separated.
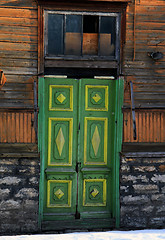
92 126 100 156
91 188 99 198
92 93 101 103
57 93 66 103
54 189 64 199
56 128 65 156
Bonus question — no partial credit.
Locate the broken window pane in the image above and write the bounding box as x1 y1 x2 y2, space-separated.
83 15 99 55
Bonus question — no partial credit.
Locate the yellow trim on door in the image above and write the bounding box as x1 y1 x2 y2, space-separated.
49 85 73 111
83 179 107 206
85 85 108 111
84 117 108 165
47 180 72 208
48 117 73 166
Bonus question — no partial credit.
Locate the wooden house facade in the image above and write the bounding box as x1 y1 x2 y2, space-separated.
0 0 165 234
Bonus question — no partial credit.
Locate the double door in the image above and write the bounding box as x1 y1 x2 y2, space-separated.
39 77 119 230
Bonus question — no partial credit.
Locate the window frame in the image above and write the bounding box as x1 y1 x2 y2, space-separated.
44 10 121 61
38 2 127 75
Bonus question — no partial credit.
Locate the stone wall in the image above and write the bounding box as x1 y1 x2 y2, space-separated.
120 152 165 229
1 151 165 234
0 156 39 234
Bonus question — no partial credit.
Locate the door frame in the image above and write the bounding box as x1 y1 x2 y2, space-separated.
38 76 124 230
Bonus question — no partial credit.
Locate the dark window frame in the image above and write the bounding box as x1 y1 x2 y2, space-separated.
38 2 127 75
44 10 121 61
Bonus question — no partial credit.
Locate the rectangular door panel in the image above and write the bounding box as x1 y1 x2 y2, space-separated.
43 78 78 221
78 78 116 219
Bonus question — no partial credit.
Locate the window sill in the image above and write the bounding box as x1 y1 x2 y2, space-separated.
45 59 118 69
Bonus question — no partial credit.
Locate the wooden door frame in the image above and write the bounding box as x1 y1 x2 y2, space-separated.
38 76 124 230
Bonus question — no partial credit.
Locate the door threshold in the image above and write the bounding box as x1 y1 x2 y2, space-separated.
41 218 115 231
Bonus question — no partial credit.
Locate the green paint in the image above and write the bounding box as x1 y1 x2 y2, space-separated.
38 77 123 230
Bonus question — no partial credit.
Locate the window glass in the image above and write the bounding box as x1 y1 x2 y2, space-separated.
65 15 82 55
100 16 116 56
46 12 118 59
48 14 64 55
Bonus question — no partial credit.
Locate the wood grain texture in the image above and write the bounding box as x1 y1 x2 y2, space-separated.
0 111 36 143
0 2 37 108
123 109 165 143
124 0 165 108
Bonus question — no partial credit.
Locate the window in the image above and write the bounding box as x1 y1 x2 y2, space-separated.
44 11 120 60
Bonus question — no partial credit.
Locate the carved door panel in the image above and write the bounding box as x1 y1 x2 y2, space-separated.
78 79 116 220
43 78 78 221
41 77 117 229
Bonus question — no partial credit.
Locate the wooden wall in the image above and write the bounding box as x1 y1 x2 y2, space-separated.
0 0 38 108
124 0 165 109
123 109 165 142
0 0 165 143
0 111 35 143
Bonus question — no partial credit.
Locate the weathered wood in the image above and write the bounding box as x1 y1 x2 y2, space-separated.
123 109 165 143
0 0 37 8
45 59 118 69
122 143 165 153
0 111 36 143
0 143 38 157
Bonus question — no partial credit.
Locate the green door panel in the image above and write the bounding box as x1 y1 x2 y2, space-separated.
42 77 78 221
78 79 116 219
38 76 123 230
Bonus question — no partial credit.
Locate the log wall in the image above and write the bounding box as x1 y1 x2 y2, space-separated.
0 0 165 143
0 0 38 108
124 0 165 108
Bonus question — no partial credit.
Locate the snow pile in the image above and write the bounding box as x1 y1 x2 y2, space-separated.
0 229 165 240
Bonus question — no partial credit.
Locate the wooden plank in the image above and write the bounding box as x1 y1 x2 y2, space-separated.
23 112 28 143
27 113 32 143
0 17 37 27
11 112 16 142
15 112 20 143
0 113 2 142
31 113 36 143
0 0 37 8
0 42 37 52
0 8 37 18
0 51 38 60
19 112 24 143
123 110 165 143
4 75 37 83
0 25 37 36
0 34 37 43
0 59 37 68
0 91 34 100
2 83 33 92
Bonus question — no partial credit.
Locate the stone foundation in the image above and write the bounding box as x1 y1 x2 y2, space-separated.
120 152 165 229
1 150 165 234
0 157 39 234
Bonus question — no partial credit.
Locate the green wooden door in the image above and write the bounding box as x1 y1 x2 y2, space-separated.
39 77 123 231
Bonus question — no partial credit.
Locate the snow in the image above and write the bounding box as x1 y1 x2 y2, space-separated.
0 230 165 240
